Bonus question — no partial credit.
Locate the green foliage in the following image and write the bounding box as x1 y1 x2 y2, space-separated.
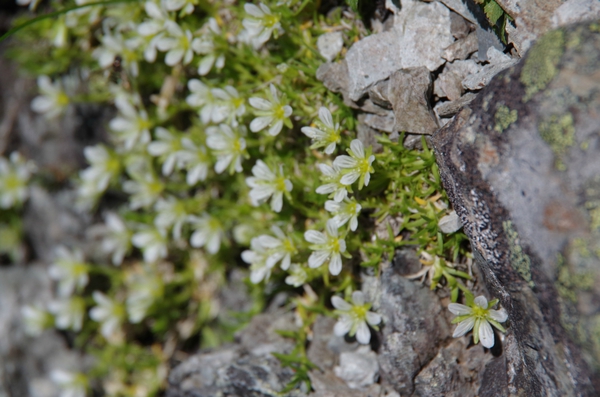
473 0 512 43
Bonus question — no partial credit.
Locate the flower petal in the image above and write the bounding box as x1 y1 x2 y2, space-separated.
479 319 495 348
489 308 508 323
448 303 472 316
355 321 371 344
452 316 475 338
474 295 488 309
331 295 351 311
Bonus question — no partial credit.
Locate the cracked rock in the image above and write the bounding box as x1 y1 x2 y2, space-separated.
443 31 478 62
345 0 453 101
462 47 519 91
389 67 438 135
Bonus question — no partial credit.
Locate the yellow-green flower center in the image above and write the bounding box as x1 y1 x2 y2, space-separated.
264 14 279 29
352 305 367 320
56 91 70 107
472 305 488 319
275 176 287 192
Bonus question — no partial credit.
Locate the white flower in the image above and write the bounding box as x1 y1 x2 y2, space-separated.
92 212 132 266
186 79 218 123
325 198 362 231
131 226 168 263
89 291 125 341
304 219 347 276
188 214 224 254
31 75 70 119
448 295 508 348
179 138 210 185
50 370 87 397
333 139 375 189
241 3 282 48
211 86 246 126
331 291 381 345
191 18 225 75
21 305 52 336
77 145 121 208
147 127 186 176
0 152 33 209
48 246 89 298
249 84 292 136
162 0 197 15
137 1 170 62
122 169 164 210
315 163 347 202
93 29 142 77
109 94 151 151
205 124 246 174
246 160 292 212
154 196 188 240
285 264 307 287
126 267 164 323
241 237 273 284
48 297 86 331
256 225 297 270
301 107 342 154
156 21 195 66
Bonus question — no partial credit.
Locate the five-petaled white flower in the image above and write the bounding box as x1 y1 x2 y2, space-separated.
50 369 87 397
0 152 33 209
48 246 89 298
89 212 132 266
333 139 375 189
147 127 187 176
192 18 226 76
331 291 381 345
241 237 273 284
48 297 86 331
285 264 308 287
188 214 224 254
156 21 195 66
126 267 164 323
206 124 246 174
31 75 71 119
301 107 342 154
325 198 362 231
241 3 282 48
315 163 347 202
256 225 297 270
89 291 125 341
304 219 347 276
154 196 188 240
249 84 292 136
179 138 211 185
122 169 164 210
449 295 508 348
77 145 121 208
109 94 152 151
246 160 292 213
186 79 226 124
131 226 168 263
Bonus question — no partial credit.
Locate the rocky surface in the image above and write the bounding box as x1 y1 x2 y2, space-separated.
431 22 600 395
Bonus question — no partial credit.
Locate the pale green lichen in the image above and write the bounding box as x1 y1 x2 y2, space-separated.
503 220 534 287
539 113 575 171
520 29 565 101
494 105 518 133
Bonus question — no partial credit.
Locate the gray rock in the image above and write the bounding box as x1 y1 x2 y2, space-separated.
368 80 392 109
316 61 349 97
462 47 519 91
389 67 439 135
345 0 453 101
306 316 339 371
333 346 379 389
432 23 600 395
309 370 380 397
496 0 563 54
449 10 472 40
551 0 600 28
358 112 395 134
438 210 462 233
364 264 451 395
435 60 482 101
317 32 344 62
443 31 478 62
434 92 477 118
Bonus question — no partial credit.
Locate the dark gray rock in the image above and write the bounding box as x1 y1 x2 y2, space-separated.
443 32 478 62
431 22 600 396
389 67 439 135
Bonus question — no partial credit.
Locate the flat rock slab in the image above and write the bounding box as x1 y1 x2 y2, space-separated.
432 22 600 396
345 0 453 101
390 67 439 134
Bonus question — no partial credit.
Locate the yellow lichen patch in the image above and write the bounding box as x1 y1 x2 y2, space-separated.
493 104 518 133
520 29 565 101
539 113 575 170
503 220 534 287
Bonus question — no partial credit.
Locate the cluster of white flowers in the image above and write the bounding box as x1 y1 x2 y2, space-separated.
242 225 297 283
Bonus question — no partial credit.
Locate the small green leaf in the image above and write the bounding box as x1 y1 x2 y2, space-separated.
346 0 359 12
484 0 505 26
